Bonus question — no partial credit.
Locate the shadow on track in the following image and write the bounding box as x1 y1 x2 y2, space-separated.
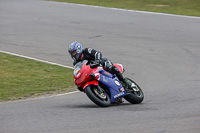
55 102 156 111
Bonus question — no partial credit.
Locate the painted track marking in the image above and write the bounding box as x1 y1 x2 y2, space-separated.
0 50 74 69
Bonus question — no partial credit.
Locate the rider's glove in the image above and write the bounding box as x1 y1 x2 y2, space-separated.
90 60 101 68
94 59 101 64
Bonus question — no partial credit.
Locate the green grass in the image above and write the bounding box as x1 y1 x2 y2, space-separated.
0 52 76 102
49 0 200 17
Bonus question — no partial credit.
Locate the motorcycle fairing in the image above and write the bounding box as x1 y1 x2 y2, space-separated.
113 63 124 73
83 80 99 90
98 69 126 102
74 60 126 102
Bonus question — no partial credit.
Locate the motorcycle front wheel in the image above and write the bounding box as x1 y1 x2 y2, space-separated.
85 85 111 107
124 78 144 104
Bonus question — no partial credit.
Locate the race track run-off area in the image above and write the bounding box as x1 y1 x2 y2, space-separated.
0 0 200 133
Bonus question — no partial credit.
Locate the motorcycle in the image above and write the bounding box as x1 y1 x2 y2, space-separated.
73 60 144 107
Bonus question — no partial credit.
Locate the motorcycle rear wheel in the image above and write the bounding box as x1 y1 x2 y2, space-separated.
124 78 144 104
85 85 111 107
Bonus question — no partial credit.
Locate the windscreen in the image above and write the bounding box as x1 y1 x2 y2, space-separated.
73 60 88 76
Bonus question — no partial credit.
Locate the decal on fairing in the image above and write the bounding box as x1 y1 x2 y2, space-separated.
114 80 121 87
74 67 80 76
114 92 125 99
104 71 110 76
120 88 124 92
103 76 108 82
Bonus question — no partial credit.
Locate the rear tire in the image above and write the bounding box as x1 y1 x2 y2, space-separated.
124 78 144 104
85 85 111 107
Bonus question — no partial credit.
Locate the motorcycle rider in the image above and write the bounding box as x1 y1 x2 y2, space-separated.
68 41 135 91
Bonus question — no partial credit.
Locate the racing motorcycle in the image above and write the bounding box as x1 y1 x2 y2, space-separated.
73 60 144 107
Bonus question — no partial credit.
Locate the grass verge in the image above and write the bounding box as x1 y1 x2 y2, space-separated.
49 0 200 17
0 52 76 102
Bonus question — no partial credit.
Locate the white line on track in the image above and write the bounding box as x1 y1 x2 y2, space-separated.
0 50 74 69
0 50 79 104
0 91 80 104
49 1 200 19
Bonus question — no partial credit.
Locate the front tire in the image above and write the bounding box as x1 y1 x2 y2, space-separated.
124 78 144 104
85 85 111 107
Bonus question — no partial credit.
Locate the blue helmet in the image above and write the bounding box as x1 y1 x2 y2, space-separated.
68 41 83 60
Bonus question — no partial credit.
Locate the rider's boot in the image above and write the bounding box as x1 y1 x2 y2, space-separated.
112 66 136 89
122 77 136 89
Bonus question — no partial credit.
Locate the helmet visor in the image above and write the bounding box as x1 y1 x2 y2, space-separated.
70 50 77 58
71 51 77 57
70 50 80 60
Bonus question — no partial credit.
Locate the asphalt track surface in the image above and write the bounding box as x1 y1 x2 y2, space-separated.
0 0 200 133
